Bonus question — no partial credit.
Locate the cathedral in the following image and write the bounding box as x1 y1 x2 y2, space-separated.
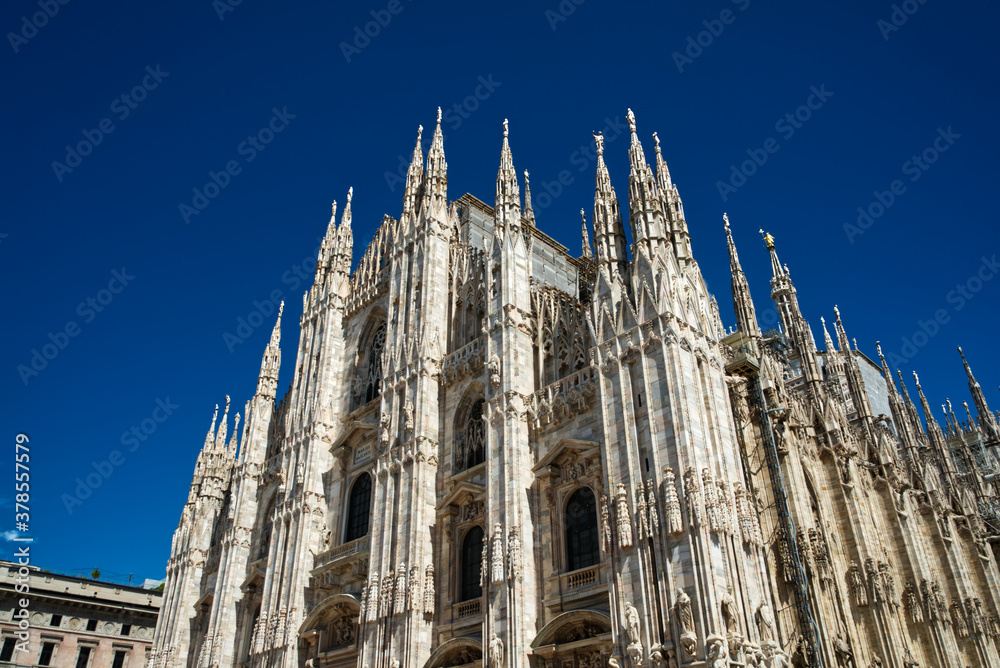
149 108 1000 668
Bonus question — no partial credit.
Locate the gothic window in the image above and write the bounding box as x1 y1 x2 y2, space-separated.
460 525 484 601
344 474 372 543
464 398 486 469
364 323 386 404
565 487 600 571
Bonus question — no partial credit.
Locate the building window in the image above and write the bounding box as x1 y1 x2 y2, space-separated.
86 619 98 632
112 649 128 668
344 474 372 543
364 324 386 404
0 638 16 661
75 646 93 668
121 624 132 636
38 642 56 666
463 398 486 470
565 487 600 572
50 614 63 627
460 525 484 601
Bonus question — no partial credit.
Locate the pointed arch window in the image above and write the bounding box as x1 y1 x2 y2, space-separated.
460 525 484 601
344 474 372 543
364 324 386 404
565 487 600 571
464 398 486 469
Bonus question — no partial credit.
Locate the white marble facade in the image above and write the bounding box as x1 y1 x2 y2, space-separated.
149 110 1000 668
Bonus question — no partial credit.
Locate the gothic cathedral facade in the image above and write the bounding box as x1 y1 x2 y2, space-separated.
149 109 1000 668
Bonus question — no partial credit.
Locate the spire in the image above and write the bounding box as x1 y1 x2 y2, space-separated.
334 188 354 274
958 346 999 439
581 209 592 259
945 399 960 437
423 108 448 214
625 109 669 259
315 200 338 282
914 371 947 449
228 413 241 458
762 230 821 386
724 213 760 337
963 401 979 434
652 130 692 263
523 170 535 226
215 395 231 449
592 131 628 281
878 342 918 450
494 119 521 234
257 302 283 399
896 370 924 439
402 125 424 220
204 403 219 449
652 131 671 192
761 229 784 280
833 306 853 356
821 317 836 352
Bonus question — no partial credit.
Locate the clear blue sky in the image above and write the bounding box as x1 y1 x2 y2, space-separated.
2 0 998 583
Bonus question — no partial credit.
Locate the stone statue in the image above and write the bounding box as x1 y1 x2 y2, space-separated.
676 589 696 656
615 483 633 548
833 633 853 667
490 523 505 584
403 398 414 434
756 603 775 643
624 602 641 644
601 495 613 552
721 589 739 634
767 645 790 668
379 411 390 446
507 526 521 582
489 632 503 666
676 590 694 633
489 353 501 387
707 635 728 668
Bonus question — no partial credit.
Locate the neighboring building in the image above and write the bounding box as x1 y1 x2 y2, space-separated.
150 109 1000 668
0 562 162 668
